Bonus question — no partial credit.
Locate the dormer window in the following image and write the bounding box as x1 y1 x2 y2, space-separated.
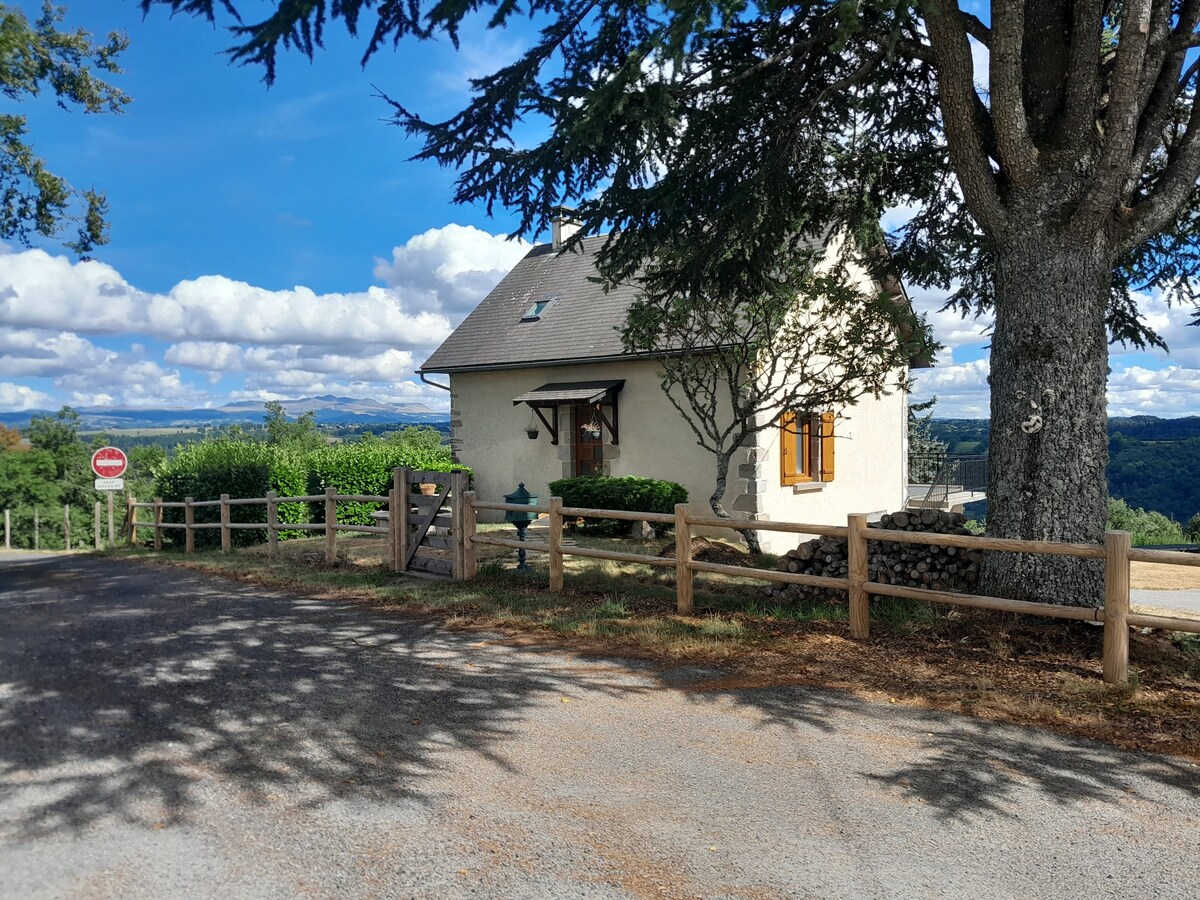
521 293 560 322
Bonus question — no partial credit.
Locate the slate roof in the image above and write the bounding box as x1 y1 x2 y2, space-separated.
419 232 923 373
420 237 641 373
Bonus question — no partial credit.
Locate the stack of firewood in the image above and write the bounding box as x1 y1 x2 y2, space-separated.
767 508 983 602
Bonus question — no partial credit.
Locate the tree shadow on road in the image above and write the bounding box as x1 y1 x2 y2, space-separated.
684 681 1200 823
859 716 1200 821
0 556 648 839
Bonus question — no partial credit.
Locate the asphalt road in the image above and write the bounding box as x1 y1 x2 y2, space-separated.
1132 588 1200 615
2 553 1199 899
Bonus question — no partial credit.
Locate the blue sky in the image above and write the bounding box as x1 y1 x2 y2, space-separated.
1 1 1198 418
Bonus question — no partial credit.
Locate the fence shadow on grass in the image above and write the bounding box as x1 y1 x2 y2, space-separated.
0 555 650 839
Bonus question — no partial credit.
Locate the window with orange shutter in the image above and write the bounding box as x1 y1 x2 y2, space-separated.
780 411 835 485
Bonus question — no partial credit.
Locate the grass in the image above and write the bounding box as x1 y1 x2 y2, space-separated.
102 532 1200 761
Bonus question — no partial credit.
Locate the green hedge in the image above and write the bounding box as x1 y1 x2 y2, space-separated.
154 441 309 549
306 443 470 526
548 476 687 533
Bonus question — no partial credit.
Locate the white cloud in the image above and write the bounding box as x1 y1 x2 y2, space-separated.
0 224 527 355
0 382 53 410
0 328 116 378
912 357 991 417
909 283 992 351
1107 365 1200 416
165 342 417 382
373 223 529 317
0 222 527 411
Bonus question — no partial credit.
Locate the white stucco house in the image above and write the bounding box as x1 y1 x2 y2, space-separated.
418 210 929 553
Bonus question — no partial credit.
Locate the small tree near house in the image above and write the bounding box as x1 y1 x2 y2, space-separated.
622 251 926 554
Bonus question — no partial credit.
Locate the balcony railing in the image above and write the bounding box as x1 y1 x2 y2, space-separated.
907 454 987 509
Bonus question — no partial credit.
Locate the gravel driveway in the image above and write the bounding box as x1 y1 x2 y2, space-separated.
2 553 1198 898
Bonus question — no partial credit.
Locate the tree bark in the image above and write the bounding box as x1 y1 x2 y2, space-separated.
710 447 763 555
983 233 1110 605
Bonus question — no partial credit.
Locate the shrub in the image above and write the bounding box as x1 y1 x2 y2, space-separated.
548 476 688 533
1184 512 1200 543
306 435 470 526
1107 498 1186 547
155 441 309 549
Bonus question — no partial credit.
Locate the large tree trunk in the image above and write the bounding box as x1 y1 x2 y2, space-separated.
983 235 1111 605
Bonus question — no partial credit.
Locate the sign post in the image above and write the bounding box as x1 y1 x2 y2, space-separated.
91 447 128 548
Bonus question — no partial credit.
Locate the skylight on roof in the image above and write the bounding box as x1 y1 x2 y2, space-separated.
520 293 560 323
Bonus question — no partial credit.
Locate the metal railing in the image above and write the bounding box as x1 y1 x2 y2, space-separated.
908 454 987 509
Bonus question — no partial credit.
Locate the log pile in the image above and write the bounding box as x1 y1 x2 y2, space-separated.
767 508 984 602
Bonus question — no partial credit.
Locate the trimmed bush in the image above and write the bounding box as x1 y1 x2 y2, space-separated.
548 476 687 533
306 441 469 526
155 441 309 549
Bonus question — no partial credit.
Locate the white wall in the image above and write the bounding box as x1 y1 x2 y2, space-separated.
450 359 909 554
451 359 738 521
753 386 908 552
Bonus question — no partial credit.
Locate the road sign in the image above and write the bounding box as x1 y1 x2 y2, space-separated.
91 446 128 480
94 477 125 491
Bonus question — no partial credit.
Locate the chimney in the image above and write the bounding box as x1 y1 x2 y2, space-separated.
551 205 581 250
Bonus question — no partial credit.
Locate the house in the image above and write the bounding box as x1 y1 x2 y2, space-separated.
418 209 925 554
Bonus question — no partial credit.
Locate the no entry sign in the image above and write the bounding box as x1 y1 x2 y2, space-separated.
91 446 128 480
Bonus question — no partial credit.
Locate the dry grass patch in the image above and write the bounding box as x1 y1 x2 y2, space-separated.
1131 560 1200 590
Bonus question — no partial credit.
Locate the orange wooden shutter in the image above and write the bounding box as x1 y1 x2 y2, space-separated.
819 411 835 482
780 412 796 485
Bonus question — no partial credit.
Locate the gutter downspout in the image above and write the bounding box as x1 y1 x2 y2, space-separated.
418 371 451 392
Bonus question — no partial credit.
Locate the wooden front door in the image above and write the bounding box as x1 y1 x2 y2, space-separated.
572 403 604 476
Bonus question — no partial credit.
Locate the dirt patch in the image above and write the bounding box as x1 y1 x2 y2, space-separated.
657 537 756 567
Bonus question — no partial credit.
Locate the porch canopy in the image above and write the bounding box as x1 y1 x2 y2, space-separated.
512 380 624 445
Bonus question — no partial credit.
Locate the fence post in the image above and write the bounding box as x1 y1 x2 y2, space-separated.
94 501 101 550
325 487 337 564
3 509 9 550
548 496 563 591
675 503 693 614
126 497 135 546
266 491 278 560
34 506 40 550
185 497 195 554
64 504 71 551
220 494 231 553
153 497 163 552
451 470 467 579
848 513 870 640
1104 530 1132 685
463 490 478 579
395 467 410 571
107 491 115 546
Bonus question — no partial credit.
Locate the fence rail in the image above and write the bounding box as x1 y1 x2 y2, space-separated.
119 479 1200 687
462 499 1200 685
126 485 415 568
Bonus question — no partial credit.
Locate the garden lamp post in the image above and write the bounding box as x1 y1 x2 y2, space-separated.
503 482 539 572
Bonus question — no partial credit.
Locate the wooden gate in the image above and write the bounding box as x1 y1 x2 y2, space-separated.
393 467 468 579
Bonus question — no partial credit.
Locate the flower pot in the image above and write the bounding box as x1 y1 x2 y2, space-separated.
418 483 439 496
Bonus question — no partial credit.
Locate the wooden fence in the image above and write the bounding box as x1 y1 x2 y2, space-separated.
125 477 1200 686
126 468 469 577
463 496 1200 686
3 501 118 551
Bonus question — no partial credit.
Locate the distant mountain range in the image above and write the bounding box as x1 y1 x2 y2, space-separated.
0 395 447 431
